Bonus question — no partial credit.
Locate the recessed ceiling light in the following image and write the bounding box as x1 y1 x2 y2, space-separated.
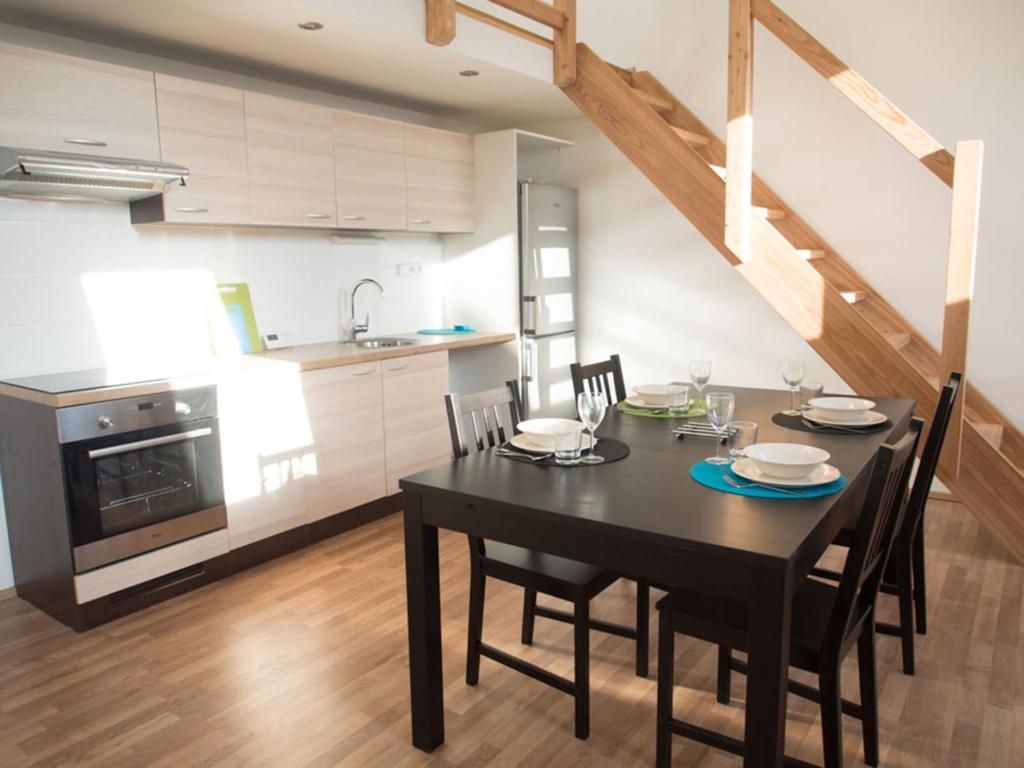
297 21 324 31
459 70 480 77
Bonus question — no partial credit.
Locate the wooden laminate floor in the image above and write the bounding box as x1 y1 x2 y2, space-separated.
0 499 1019 767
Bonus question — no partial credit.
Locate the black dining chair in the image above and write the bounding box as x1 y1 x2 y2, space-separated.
814 372 961 675
655 420 922 768
570 353 628 404
444 379 650 740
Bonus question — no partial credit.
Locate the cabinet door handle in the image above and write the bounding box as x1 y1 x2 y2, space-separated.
174 207 209 213
306 213 331 219
411 219 431 225
63 137 107 147
350 369 375 377
385 363 409 372
343 215 367 221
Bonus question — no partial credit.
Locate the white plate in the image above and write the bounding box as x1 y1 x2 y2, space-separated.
732 458 840 488
803 408 888 428
625 397 670 410
509 432 595 455
806 396 876 422
517 417 581 437
743 442 831 479
632 384 689 406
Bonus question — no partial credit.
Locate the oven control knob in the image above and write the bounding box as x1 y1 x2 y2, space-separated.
175 402 192 416
97 416 115 430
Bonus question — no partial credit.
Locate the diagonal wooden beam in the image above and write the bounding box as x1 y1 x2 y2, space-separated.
752 0 955 187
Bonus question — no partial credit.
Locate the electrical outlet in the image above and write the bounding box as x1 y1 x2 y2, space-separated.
397 263 424 277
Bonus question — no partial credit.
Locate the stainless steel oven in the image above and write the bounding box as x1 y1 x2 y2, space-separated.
57 386 225 573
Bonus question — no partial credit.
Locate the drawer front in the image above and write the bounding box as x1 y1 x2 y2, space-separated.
162 176 251 224
0 109 160 159
382 351 451 494
74 529 229 604
335 145 407 230
302 363 386 522
0 42 158 128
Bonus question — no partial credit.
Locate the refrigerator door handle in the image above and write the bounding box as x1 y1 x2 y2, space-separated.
522 296 537 335
522 338 534 382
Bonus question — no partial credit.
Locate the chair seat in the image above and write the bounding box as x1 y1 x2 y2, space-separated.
483 542 617 600
656 577 839 670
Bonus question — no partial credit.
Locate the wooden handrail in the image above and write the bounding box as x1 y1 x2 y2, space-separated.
456 2 553 48
940 140 984 476
487 0 566 30
751 0 955 188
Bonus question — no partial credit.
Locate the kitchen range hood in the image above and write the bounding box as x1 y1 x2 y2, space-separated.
0 147 189 203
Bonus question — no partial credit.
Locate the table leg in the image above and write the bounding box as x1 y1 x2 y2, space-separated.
743 566 793 767
404 491 445 751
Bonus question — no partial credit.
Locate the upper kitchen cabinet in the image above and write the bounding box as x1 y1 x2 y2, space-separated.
333 111 407 230
404 125 476 233
135 75 250 225
244 92 337 227
0 42 159 159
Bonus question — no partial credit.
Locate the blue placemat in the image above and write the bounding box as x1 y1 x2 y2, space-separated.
690 461 847 499
417 325 476 335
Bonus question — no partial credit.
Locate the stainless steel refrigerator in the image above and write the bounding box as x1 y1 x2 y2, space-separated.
519 182 579 418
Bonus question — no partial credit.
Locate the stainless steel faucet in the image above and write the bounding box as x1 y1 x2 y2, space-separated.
347 278 384 341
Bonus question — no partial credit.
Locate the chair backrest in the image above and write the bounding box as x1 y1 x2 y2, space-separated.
824 419 923 655
445 380 525 458
900 372 961 543
570 353 627 404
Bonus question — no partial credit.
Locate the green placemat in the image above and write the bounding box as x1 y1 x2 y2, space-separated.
616 401 706 419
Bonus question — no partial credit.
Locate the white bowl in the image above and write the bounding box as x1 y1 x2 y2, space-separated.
743 442 831 479
632 384 689 406
807 396 876 423
516 418 581 449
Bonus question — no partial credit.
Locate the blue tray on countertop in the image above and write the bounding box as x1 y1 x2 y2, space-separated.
417 326 477 335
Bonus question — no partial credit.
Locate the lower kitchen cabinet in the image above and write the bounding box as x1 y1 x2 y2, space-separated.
301 362 387 522
382 351 452 494
218 365 310 550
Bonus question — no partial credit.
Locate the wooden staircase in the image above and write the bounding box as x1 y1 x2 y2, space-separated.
423 0 1024 562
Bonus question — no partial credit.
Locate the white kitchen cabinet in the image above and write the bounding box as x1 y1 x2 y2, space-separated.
244 91 337 227
218 364 311 550
301 362 387 522
404 124 476 233
382 351 452 494
149 75 250 224
333 111 407 231
0 41 159 158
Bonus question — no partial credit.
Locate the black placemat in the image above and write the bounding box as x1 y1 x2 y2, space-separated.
499 437 630 468
772 411 892 435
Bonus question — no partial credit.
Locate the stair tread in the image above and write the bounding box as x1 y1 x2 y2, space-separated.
883 331 912 350
839 288 869 304
795 248 826 260
634 88 673 113
671 125 710 145
753 206 786 221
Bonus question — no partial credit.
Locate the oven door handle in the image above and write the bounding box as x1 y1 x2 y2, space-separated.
87 427 213 460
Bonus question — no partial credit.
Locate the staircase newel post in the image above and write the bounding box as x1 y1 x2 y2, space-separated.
940 140 984 478
725 0 754 261
425 0 457 46
553 0 577 86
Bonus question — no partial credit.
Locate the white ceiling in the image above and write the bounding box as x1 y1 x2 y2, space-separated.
0 0 579 128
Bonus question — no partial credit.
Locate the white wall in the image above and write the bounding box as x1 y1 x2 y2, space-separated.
571 0 1024 430
518 119 850 394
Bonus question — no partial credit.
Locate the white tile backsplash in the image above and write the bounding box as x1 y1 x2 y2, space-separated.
0 198 445 380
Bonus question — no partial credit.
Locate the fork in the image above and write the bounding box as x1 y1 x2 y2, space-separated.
800 418 865 435
496 447 553 462
722 474 809 497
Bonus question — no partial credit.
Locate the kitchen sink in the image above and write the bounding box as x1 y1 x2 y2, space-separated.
339 337 419 349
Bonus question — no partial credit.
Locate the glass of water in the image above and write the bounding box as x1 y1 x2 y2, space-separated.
729 421 759 459
668 384 691 416
576 391 607 464
553 424 583 465
705 391 736 465
782 361 805 416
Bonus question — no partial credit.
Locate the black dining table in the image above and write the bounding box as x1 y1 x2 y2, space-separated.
400 386 915 767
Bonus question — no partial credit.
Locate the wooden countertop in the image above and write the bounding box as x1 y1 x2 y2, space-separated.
0 331 516 408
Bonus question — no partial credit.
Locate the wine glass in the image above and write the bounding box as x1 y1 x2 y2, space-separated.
576 391 608 464
689 360 712 405
782 361 805 416
705 392 736 465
